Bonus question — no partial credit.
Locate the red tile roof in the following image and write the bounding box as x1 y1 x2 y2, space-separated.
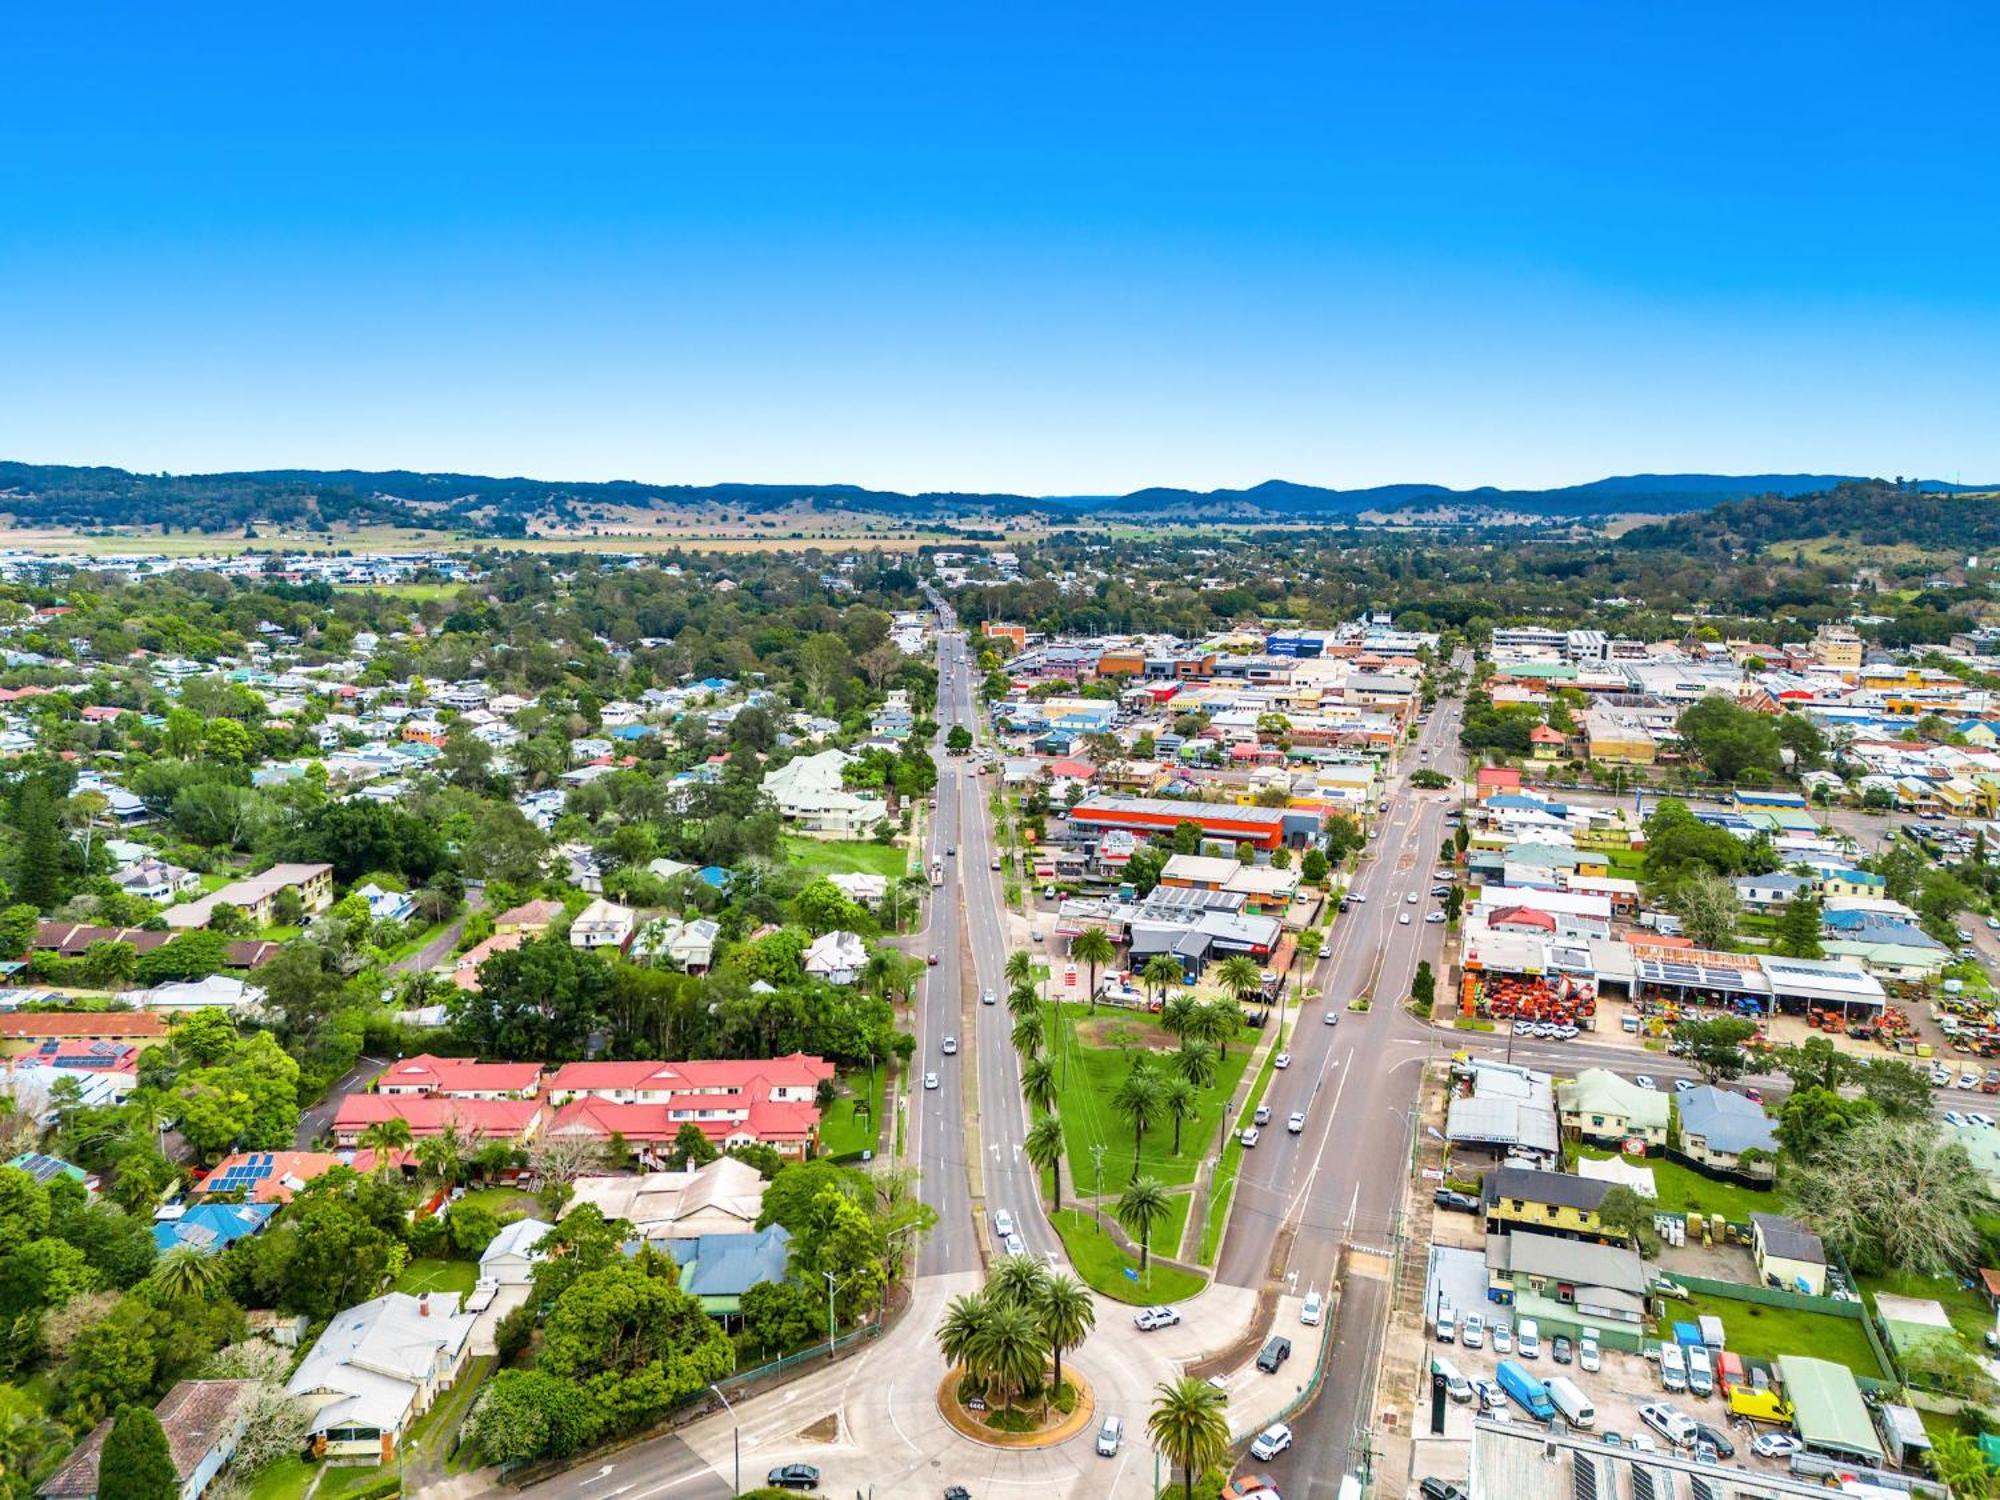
549 1095 819 1147
547 1053 834 1095
2 1012 170 1040
333 1093 541 1141
373 1053 544 1096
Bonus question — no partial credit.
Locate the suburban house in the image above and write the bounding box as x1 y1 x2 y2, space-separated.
1731 872 1818 911
477 1218 553 1285
1752 1213 1829 1295
132 976 266 1014
373 1054 544 1100
544 1055 832 1159
802 929 869 985
668 1224 794 1319
568 897 637 952
332 1093 543 1148
152 1202 276 1255
1674 1086 1779 1180
1 1012 170 1056
631 916 721 973
163 863 333 931
197 1151 345 1205
287 1292 480 1462
112 857 202 903
37 1380 256 1500
761 748 884 838
565 1156 769 1240
1556 1068 1672 1148
492 899 564 935
1484 1232 1650 1350
1481 1166 1630 1246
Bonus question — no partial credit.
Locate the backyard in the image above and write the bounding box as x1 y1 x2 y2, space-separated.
1676 1291 1887 1380
782 836 909 881
393 1258 479 1297
1575 1146 1780 1227
818 1066 886 1160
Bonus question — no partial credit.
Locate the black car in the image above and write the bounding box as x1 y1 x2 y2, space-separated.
1433 1189 1480 1214
1419 1481 1467 1500
1551 1335 1572 1364
1692 1423 1735 1459
767 1465 821 1491
944 1489 972 1500
1256 1336 1293 1373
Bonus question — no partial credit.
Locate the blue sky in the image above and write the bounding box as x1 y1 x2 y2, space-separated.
3 3 1997 494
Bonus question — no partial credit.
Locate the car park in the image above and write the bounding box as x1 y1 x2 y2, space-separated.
1433 1188 1479 1213
1301 1291 1323 1325
924 1072 939 1090
1240 1126 1261 1147
1256 1336 1293 1372
942 1036 957 1054
1287 1110 1306 1133
767 1465 821 1491
1095 1415 1123 1457
1249 1422 1293 1461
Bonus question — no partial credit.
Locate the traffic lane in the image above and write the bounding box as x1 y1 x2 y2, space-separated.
918 675 976 1274
513 1434 728 1500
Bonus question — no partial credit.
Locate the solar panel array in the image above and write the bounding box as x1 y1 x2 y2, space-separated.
1637 959 1761 993
205 1152 278 1194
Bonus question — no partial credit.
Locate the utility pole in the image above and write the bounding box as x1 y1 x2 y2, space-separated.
1090 1142 1105 1198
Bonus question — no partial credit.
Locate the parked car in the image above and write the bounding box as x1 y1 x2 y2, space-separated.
1692 1422 1735 1459
1673 1078 1697 1093
1634 1074 1658 1090
1461 1311 1484 1348
1274 1052 1291 1069
1517 1319 1541 1358
1578 1333 1601 1373
1256 1336 1293 1372
1254 1103 1272 1125
1249 1422 1293 1461
1491 1322 1512 1353
767 1465 821 1491
1751 1433 1803 1460
1301 1291 1323 1326
1477 1379 1507 1409
1419 1480 1467 1500
1639 1402 1698 1448
1425 911 1446 923
1551 1335 1572 1364
1433 1188 1480 1213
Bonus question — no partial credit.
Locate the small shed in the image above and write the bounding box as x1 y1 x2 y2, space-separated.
1778 1355 1883 1466
477 1218 552 1286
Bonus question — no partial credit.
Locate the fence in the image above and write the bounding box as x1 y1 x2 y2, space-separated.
718 1317 884 1397
1666 1271 1865 1318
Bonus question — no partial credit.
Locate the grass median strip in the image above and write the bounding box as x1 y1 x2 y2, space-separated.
1050 1207 1205 1305
1201 1039 1282 1264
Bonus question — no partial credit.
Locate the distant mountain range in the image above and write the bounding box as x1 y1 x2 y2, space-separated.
0 460 1985 536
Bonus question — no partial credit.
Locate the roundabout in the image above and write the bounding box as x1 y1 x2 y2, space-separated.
936 1365 1098 1449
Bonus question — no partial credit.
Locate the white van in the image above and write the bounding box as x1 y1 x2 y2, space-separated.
1435 1303 1457 1344
1660 1341 1688 1393
1686 1343 1714 1398
1433 1356 1476 1404
1547 1375 1595 1429
1517 1318 1541 1358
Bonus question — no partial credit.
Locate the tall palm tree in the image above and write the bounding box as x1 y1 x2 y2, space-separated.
1197 997 1240 1062
1112 1064 1162 1181
148 1245 225 1301
1005 983 1040 1020
1174 1040 1217 1089
1291 928 1323 1006
1070 927 1115 1012
988 1253 1049 1311
1116 1177 1171 1275
357 1117 413 1173
1020 1057 1059 1115
1036 1274 1096 1408
1147 1377 1231 1500
969 1300 1049 1411
1142 954 1185 1013
1160 1075 1198 1155
1005 949 1034 989
1010 1010 1045 1059
1158 991 1198 1042
416 1123 466 1188
1213 955 1265 1015
936 1290 991 1376
1024 1114 1066 1211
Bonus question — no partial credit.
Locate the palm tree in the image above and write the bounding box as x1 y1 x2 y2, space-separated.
416 1122 466 1188
937 1289 991 1376
988 1253 1049 1311
1161 1075 1198 1155
1070 927 1115 1012
1005 949 1034 989
1116 1177 1171 1275
1142 954 1184 1012
1291 928 1323 1005
969 1300 1050 1411
357 1117 413 1173
1197 997 1240 1062
1036 1273 1096 1408
1112 1064 1162 1181
1010 1010 1045 1059
1159 991 1198 1042
1005 983 1040 1020
1214 955 1264 1015
1024 1113 1066 1211
1174 1040 1217 1089
1020 1057 1059 1115
1148 1377 1231 1500
149 1245 225 1300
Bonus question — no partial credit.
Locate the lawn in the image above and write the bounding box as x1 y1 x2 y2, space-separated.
1045 1001 1255 1192
452 1186 539 1220
334 582 465 602
1678 1292 1886 1379
1049 1208 1206 1305
1859 1269 1995 1345
1576 1147 1780 1227
393 1258 478 1297
248 1457 315 1500
403 1354 495 1465
313 1465 395 1500
819 1067 885 1160
1200 1041 1280 1264
781 836 909 881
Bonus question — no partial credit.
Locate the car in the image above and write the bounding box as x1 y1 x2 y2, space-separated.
1406 891 1418 904
981 988 995 1005
1433 1188 1480 1213
1963 1072 1982 1088
945 845 955 856
1639 1402 1698 1448
1751 1433 1803 1460
943 1488 971 1500
1741 1086 1762 1103
1205 1375 1231 1395
1634 1074 1659 1090
1347 892 1366 903
1133 1305 1180 1331
1599 1432 1623 1447
1425 911 1446 923
1256 1336 1293 1372
1579 1334 1601 1372
1273 1052 1292 1069
1031 928 1043 942
1418 1481 1467 1500
1219 1475 1279 1500
1431 886 1450 897
942 1036 958 1055
1461 1311 1484 1348
1249 1422 1293 1461
1287 1110 1306 1134
1551 1335 1572 1364
766 1465 821 1491
1323 1009 1339 1025
1933 1068 1954 1087
1946 1110 1968 1126
1301 1291 1323 1325
1005 1232 1026 1256
1477 1378 1507 1409
1399 913 1411 925
1692 1423 1735 1459
926 952 939 966
923 1072 940 1090
1989 917 2000 931
1971 1112 1997 1128
1254 1103 1273 1125
1095 1415 1123 1457
1958 928 1975 943
1490 1322 1512 1353
994 1209 1015 1238
1517 1320 1541 1358
1240 1127 1262 1147
1673 1078 1697 1093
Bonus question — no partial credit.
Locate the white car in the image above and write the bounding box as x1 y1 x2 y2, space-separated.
1399 913 1411 926
1634 1074 1659 1090
941 1036 958 1055
1462 1311 1485 1348
1963 1072 1983 1088
1752 1433 1803 1460
1323 1010 1339 1025
1673 1078 1697 1093
1971 1112 1996 1128
923 1072 939 1090
994 1209 1016 1239
1005 1232 1026 1256
981 988 996 1006
1301 1292 1322 1326
1425 911 1445 923
1517 1320 1541 1359
1249 1422 1293 1461
1477 1379 1507 1410
1491 1322 1512 1353
1095 1415 1123 1457
1133 1305 1181 1331
1579 1335 1601 1373
1406 891 1418 904
1274 1052 1292 1069
1989 917 2000 931
1933 1067 1953 1087
1946 1110 1968 1126
1240 1127 1262 1147
1287 1111 1306 1134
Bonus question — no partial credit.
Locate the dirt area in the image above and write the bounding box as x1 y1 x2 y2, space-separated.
1074 1015 1176 1050
797 1414 841 1444
1651 1238 1759 1284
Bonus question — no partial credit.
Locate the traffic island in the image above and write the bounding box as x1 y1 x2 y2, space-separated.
936 1368 1097 1449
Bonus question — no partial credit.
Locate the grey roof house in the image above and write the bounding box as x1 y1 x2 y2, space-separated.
1674 1086 1778 1180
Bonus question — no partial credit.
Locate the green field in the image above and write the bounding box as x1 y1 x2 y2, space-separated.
1678 1291 1886 1379
1859 1269 1995 1345
452 1185 539 1219
1576 1147 1780 1226
334 582 465 601
1049 1208 1205 1305
1045 1001 1255 1192
393 1257 478 1297
248 1457 315 1500
781 836 909 881
819 1066 886 1159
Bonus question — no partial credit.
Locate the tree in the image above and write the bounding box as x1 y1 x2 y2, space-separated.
1112 1065 1162 1180
1213 955 1264 1014
1932 1430 1998 1500
1668 871 1741 951
14 779 69 912
1788 1117 1986 1275
1141 954 1183 1011
147 1248 224 1303
966 1299 1046 1411
1148 1377 1231 1500
467 1369 597 1465
1173 1041 1216 1089
1116 1177 1170 1274
1300 847 1329 887
1070 928 1114 1012
98 1406 176 1500
1856 1058 1934 1119
1594 1186 1659 1254
945 725 972 755
1019 1057 1058 1115
1772 892 1825 958
1009 1010 1044 1059
740 1278 821 1358
537 1263 735 1440
1677 696 1782 782
1775 1085 1878 1160
450 937 611 1061
1771 1034 1849 1094
1024 1114 1065 1211
1035 1273 1095 1407
666 1122 720 1171
1160 1076 1197 1155
1411 960 1435 1013
1672 1016 1759 1083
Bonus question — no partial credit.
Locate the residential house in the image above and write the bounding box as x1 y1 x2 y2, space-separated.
352 882 416 923
761 748 884 838
1556 1068 1672 1148
133 976 266 1014
565 1156 769 1240
667 1224 794 1319
802 929 868 985
826 871 889 907
631 917 720 973
113 858 202 903
37 1381 256 1500
287 1292 479 1462
152 1202 276 1256
1752 1213 1828 1295
197 1151 345 1205
477 1218 552 1285
544 1055 833 1160
373 1054 543 1099
568 897 636 952
163 863 333 931
491 899 563 936
1732 872 1818 911
1481 1166 1630 1245
332 1094 542 1148
1 1012 170 1056
1674 1087 1779 1181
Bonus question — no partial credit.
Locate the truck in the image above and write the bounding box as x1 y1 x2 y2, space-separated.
929 857 944 887
1546 1375 1595 1429
1495 1358 1556 1422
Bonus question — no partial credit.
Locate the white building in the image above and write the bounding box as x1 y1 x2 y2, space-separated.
761 748 884 839
803 929 869 985
286 1292 478 1460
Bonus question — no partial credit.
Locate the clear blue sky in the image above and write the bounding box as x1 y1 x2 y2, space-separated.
4 3 1997 495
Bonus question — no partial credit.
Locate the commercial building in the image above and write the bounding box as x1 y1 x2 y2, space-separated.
1065 795 1291 851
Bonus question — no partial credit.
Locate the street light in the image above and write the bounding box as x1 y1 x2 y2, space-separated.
709 1383 740 1497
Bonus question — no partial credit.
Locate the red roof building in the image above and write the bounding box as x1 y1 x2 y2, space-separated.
1474 766 1523 800
1066 795 1291 851
547 1054 832 1105
372 1053 544 1099
547 1095 821 1161
332 1093 542 1147
197 1150 346 1204
1 1013 171 1050
542 1054 834 1161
